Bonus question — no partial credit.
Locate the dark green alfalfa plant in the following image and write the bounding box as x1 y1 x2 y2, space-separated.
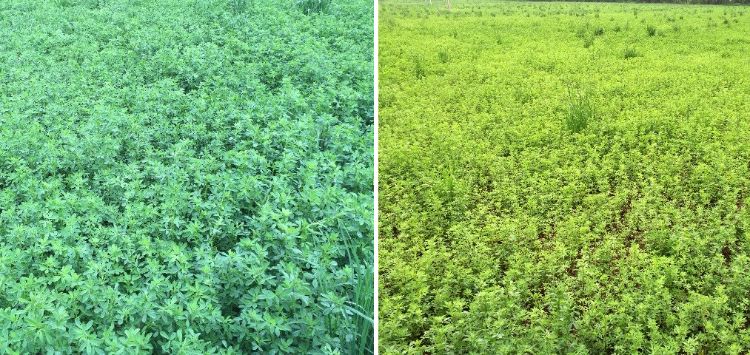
575 25 588 39
583 35 594 48
577 23 602 48
296 0 332 14
564 84 595 133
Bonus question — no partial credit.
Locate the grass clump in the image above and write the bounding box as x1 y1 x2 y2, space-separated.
437 50 449 63
296 0 332 14
624 46 641 59
229 0 250 14
564 88 595 133
414 57 426 79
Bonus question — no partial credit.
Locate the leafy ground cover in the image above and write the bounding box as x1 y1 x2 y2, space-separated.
379 2 750 353
0 0 373 353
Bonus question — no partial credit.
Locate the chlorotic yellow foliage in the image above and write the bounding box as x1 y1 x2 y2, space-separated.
379 2 750 354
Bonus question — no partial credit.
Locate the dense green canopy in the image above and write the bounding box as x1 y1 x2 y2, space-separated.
0 0 373 353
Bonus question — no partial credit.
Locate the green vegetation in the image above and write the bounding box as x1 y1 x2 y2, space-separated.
382 0 750 5
0 0 373 353
379 2 750 354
